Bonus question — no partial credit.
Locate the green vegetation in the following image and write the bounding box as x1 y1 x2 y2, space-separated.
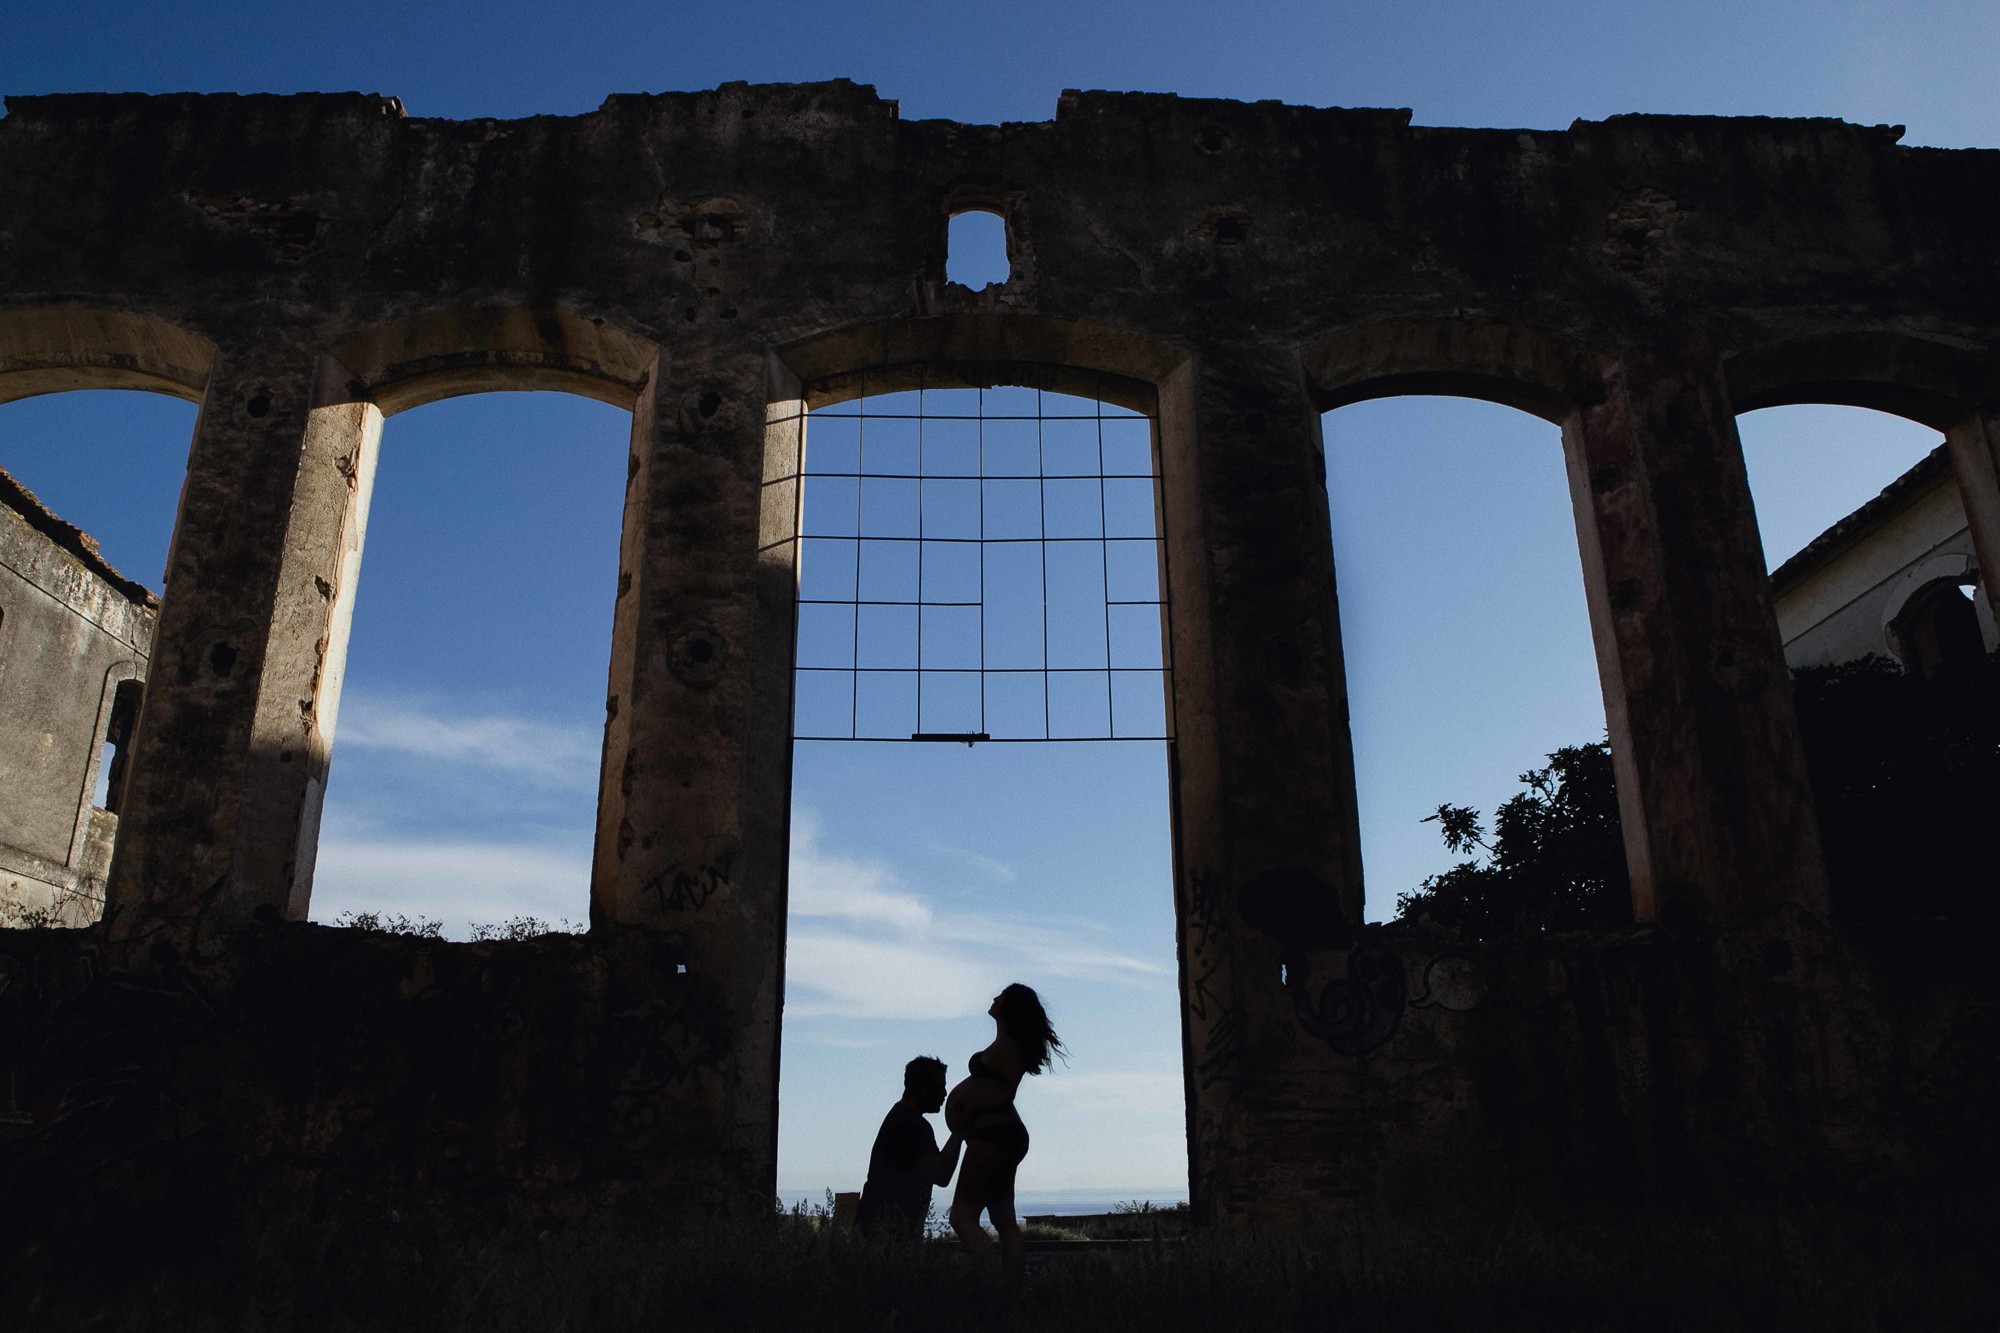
1113 1198 1189 1214
1395 741 1629 937
330 910 583 941
1396 653 2000 939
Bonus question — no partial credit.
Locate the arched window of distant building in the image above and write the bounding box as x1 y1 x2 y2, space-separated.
1892 577 1986 681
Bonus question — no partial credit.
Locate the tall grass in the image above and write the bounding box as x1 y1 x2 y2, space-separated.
4 1190 1993 1331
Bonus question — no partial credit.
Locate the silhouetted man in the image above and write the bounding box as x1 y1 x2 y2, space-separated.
856 1056 962 1238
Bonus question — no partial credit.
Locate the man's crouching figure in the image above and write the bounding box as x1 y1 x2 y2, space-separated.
856 1056 963 1239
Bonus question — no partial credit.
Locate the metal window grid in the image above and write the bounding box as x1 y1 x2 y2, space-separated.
779 375 1175 743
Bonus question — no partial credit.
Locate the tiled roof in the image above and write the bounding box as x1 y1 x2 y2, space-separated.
0 463 159 608
1767 444 1956 594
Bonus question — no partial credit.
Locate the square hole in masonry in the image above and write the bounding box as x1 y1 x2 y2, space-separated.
920 605 982 669
1040 417 1100 477
793 669 855 738
800 475 860 537
1103 477 1158 538
798 536 858 602
856 604 918 669
982 418 1040 477
860 414 920 476
1100 416 1153 477
1112 670 1170 739
805 414 862 475
1108 602 1165 669
1045 543 1108 669
921 541 981 604
981 385 1042 418
1043 478 1104 539
982 543 1045 669
922 417 981 477
1105 539 1160 603
982 479 1043 540
855 671 918 739
858 539 919 603
1048 670 1113 739
983 671 1047 739
860 477 920 538
922 478 981 539
795 603 857 669
918 671 982 734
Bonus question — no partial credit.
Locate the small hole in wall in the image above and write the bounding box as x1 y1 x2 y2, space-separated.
946 209 1010 289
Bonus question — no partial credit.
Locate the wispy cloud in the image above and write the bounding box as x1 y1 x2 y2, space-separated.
309 832 590 935
927 844 1017 884
788 814 933 930
785 815 1165 1021
336 694 600 789
305 807 1163 1008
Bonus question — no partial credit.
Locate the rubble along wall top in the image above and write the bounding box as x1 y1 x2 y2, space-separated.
1 84 1996 387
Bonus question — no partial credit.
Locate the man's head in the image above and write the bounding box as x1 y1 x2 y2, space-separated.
903 1055 948 1112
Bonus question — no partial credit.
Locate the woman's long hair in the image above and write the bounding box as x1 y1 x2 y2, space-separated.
995 983 1066 1075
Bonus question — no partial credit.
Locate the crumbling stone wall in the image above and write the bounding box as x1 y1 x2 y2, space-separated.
1 84 1997 1229
0 467 154 927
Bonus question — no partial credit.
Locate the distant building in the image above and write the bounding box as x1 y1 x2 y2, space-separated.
0 466 155 927
1771 445 1996 677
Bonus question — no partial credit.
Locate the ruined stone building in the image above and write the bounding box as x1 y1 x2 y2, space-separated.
0 467 153 928
1773 447 1996 675
0 85 1997 1232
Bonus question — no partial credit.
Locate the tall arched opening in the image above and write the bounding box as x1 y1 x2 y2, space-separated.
775 365 1186 1217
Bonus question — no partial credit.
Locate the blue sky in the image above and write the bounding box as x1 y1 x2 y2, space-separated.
0 0 1980 1196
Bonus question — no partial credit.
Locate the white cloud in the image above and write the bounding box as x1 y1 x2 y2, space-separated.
786 931 1000 1020
783 813 1167 1022
335 694 600 789
305 808 1163 1012
788 815 933 930
309 833 590 936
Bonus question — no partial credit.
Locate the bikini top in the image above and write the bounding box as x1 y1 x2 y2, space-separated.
969 1051 1008 1082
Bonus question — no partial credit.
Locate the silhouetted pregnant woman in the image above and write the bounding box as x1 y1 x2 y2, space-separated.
945 982 1065 1280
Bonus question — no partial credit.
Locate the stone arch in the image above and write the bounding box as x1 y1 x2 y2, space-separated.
262 308 658 920
1728 329 2000 695
1304 320 1607 424
1304 319 1659 920
0 306 215 404
326 306 658 416
779 312 1185 416
1723 330 1993 430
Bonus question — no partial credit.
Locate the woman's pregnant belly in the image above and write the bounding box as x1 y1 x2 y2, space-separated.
945 1077 1010 1134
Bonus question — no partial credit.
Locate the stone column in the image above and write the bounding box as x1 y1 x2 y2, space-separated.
1561 341 1829 925
250 362 382 920
107 342 378 954
590 340 803 1207
1157 344 1370 1228
1945 409 2000 624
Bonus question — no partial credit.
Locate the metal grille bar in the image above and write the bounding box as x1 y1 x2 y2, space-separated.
781 373 1175 744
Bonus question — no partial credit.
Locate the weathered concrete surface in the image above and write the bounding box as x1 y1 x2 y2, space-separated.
2 84 1998 1226
0 467 154 927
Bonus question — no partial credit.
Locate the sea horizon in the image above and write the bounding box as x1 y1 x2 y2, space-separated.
777 1185 1189 1217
